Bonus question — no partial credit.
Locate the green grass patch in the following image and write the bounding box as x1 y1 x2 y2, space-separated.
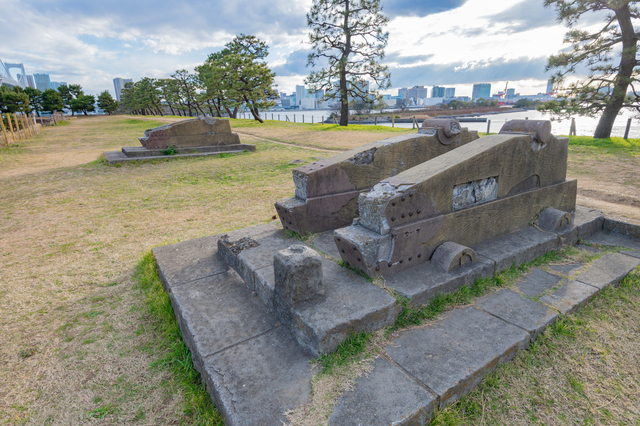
134 251 224 425
227 118 412 133
568 135 640 154
315 331 372 376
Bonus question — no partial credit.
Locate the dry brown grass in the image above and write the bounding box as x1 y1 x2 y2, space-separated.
1 115 639 425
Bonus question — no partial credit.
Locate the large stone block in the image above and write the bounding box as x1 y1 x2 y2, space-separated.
275 124 479 234
138 116 241 149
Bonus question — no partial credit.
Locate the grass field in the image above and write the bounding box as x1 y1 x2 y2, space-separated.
1 115 639 425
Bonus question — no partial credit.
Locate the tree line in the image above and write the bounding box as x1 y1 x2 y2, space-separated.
0 83 118 116
120 35 279 123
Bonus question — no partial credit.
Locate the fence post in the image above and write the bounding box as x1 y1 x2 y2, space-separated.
278 114 280 121
624 118 632 140
569 117 576 136
303 114 305 123
312 115 314 124
22 114 32 138
12 114 23 139
32 113 38 134
392 115 395 128
375 116 377 125
486 119 491 134
0 114 10 146
7 114 16 141
294 114 296 123
321 116 324 124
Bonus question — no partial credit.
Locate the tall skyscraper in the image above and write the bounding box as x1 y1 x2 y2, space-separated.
431 86 445 98
444 87 455 98
295 85 309 106
26 75 35 89
506 88 515 98
33 73 51 92
113 77 133 102
407 86 428 100
546 79 554 94
398 88 408 99
472 83 491 100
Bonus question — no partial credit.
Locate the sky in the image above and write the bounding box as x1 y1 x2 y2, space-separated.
0 0 605 98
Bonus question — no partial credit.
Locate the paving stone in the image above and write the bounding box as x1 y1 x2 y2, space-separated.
386 307 530 408
153 235 228 290
291 258 400 356
329 357 436 426
201 327 313 426
473 226 561 274
584 232 640 258
474 289 558 339
574 206 604 240
384 255 495 308
548 263 588 277
516 268 564 298
539 279 599 314
573 252 640 289
309 230 342 259
603 217 640 240
167 271 278 373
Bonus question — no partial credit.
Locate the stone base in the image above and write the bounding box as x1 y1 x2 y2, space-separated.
153 206 640 425
104 143 256 164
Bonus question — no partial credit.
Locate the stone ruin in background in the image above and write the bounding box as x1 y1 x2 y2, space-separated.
104 117 255 164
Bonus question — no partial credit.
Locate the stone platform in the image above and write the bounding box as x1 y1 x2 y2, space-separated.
153 206 640 425
104 144 256 164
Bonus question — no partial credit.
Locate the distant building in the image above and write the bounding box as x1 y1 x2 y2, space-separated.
314 89 324 99
50 81 66 90
26 75 35 89
431 86 445 98
300 97 316 109
472 83 491 100
113 77 133 102
444 87 455 98
295 85 308 106
546 79 553 94
398 88 408 99
407 86 429 100
506 88 515 99
33 73 51 92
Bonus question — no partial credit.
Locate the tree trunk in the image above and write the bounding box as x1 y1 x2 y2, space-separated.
594 4 636 139
339 0 351 126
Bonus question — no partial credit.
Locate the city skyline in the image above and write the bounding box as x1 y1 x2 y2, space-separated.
0 0 603 98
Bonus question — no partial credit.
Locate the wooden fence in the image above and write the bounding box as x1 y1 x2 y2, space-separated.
0 112 65 147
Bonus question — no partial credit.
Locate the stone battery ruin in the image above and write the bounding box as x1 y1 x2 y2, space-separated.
275 119 478 234
152 118 617 425
104 116 255 163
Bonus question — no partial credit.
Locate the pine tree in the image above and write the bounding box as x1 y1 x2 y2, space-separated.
306 0 391 126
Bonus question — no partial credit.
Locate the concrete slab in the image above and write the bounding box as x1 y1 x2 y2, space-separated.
573 252 640 289
309 230 342 260
516 268 564 298
167 271 278 373
291 258 400 356
384 255 495 308
385 307 530 408
548 262 588 278
473 226 561 274
104 149 250 164
329 357 436 426
474 289 558 339
583 232 640 258
153 235 228 290
574 206 604 240
201 327 313 426
539 279 599 314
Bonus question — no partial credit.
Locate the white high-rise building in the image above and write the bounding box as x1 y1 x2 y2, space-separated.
113 77 133 102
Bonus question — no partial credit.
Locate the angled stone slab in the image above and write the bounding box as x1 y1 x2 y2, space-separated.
574 206 604 240
309 230 343 260
167 271 278 373
473 226 561 274
573 252 640 289
538 279 599 314
153 235 228 290
516 268 564 298
474 289 558 339
583 231 640 258
328 357 436 426
603 217 640 240
386 307 530 408
383 255 495 308
201 327 313 426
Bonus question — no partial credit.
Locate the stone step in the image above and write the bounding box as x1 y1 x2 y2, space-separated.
217 223 400 356
104 148 251 164
121 143 256 157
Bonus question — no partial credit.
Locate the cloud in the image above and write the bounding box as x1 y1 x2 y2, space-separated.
389 56 550 87
381 0 468 18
